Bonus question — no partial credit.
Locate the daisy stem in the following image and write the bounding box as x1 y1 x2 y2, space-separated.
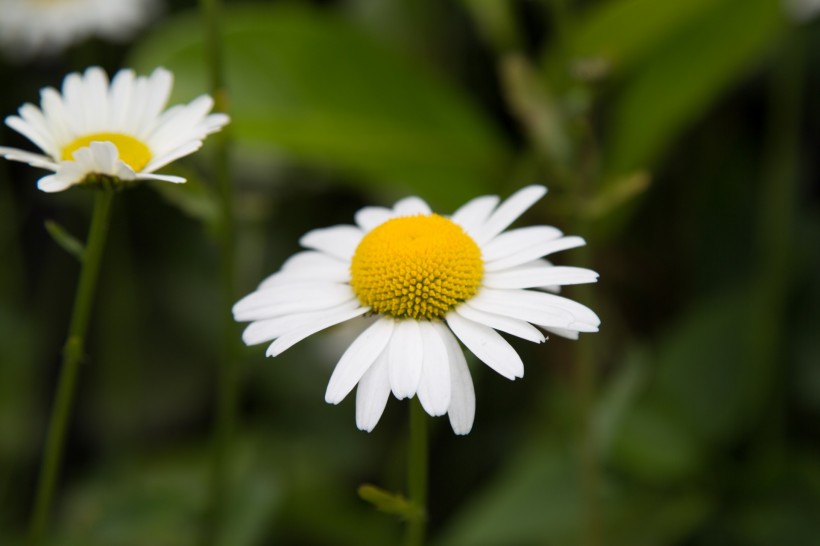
200 0 239 543
406 398 428 546
27 189 114 546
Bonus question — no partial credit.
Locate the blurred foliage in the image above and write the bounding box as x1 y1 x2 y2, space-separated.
1 0 819 545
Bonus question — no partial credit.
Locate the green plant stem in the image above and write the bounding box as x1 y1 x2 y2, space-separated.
200 0 238 544
27 189 114 546
405 399 428 546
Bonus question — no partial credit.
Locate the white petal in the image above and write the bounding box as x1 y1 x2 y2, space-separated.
143 141 202 173
37 174 74 193
470 288 599 331
483 266 599 290
6 113 53 156
456 303 545 343
355 350 391 432
233 283 355 321
393 196 431 216
416 321 451 416
450 195 499 234
325 318 395 404
135 173 186 184
543 327 580 340
299 225 364 261
446 312 524 380
265 305 368 357
388 320 424 400
481 226 563 262
241 300 362 345
259 252 350 289
472 185 547 245
434 322 475 435
355 206 393 231
0 147 58 170
484 236 586 272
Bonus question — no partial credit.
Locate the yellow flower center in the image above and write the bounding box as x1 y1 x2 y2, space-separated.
61 133 152 171
350 214 483 320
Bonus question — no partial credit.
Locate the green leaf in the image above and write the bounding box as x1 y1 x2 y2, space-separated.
357 484 420 521
44 219 85 261
604 0 786 171
564 0 724 74
129 4 510 208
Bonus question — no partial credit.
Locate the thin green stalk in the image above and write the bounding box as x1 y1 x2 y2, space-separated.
27 189 114 546
405 399 429 546
200 0 238 544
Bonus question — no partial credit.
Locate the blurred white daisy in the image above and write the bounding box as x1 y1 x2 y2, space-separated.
0 0 156 58
234 186 600 435
0 66 229 192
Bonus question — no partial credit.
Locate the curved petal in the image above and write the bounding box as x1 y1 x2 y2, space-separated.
484 236 586 272
388 320 424 400
241 300 362 345
434 322 475 435
265 305 368 357
259 251 350 288
471 185 547 245
355 349 392 432
299 225 364 261
416 321 451 416
456 303 545 343
450 195 499 234
233 283 355 321
481 226 563 262
325 318 395 404
393 196 431 216
446 312 524 380
483 266 599 290
355 206 393 231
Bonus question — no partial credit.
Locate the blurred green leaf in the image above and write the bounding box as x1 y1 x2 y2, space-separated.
605 0 786 171
358 484 420 520
564 0 722 74
129 4 510 208
45 219 84 261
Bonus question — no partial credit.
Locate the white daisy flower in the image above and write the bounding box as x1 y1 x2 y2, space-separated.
0 0 156 58
0 66 229 192
234 186 600 435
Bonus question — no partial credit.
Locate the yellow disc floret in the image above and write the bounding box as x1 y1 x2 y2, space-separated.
350 214 483 320
62 133 152 171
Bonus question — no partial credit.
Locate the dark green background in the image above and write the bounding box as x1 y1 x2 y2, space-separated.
1 0 818 544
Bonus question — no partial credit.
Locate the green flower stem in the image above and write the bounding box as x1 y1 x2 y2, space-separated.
27 189 114 546
406 399 429 546
200 0 238 543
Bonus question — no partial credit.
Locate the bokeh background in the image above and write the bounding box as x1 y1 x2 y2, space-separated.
1 0 819 544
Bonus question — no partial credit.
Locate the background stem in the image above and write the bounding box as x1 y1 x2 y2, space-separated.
405 399 428 546
27 190 114 546
200 0 238 543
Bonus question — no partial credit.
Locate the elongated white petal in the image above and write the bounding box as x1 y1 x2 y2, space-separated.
446 312 524 380
543 327 580 340
355 206 393 231
470 288 599 331
481 226 563 262
450 195 499 234
242 300 362 345
434 322 475 435
484 236 586 272
393 196 431 216
325 318 395 404
356 350 391 432
388 320 423 400
0 147 58 169
136 173 186 184
472 185 547 244
266 305 368 357
299 225 364 261
37 174 75 193
456 303 545 343
416 321 451 416
259 252 350 288
233 283 355 321
483 266 599 289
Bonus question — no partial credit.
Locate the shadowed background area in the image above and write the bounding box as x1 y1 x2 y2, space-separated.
0 0 819 544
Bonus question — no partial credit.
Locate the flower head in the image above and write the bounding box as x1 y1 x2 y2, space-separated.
233 186 600 434
0 66 229 192
0 0 156 58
